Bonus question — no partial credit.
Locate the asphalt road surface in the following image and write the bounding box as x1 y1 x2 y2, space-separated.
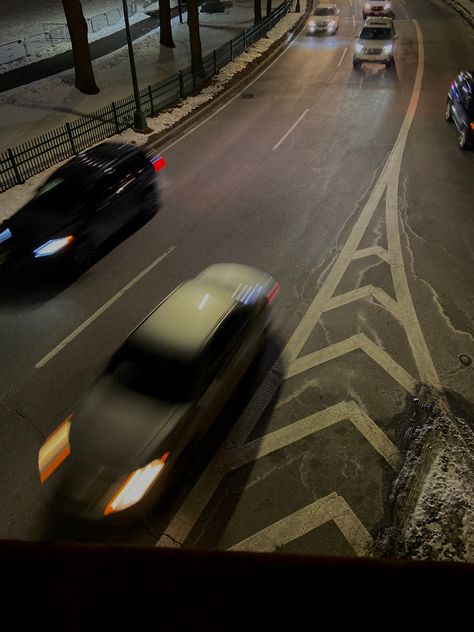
0 0 473 556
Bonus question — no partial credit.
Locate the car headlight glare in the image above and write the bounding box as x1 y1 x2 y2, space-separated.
383 44 393 53
309 20 315 27
33 235 74 257
38 416 72 483
328 20 336 26
0 227 12 244
355 43 364 53
384 2 391 8
104 452 170 516
364 3 371 9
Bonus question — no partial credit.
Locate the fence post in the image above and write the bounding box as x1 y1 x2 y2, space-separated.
178 71 184 98
230 39 233 61
148 85 155 116
66 122 76 154
7 148 23 186
112 102 120 133
213 50 217 75
244 30 246 51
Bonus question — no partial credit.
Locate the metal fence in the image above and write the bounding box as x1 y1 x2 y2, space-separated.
0 0 292 193
0 3 138 65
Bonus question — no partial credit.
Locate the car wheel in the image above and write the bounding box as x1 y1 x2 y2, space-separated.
353 58 361 68
445 100 452 122
385 59 391 68
458 127 469 150
70 238 97 273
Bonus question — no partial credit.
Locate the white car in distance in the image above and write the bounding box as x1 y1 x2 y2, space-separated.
307 4 340 35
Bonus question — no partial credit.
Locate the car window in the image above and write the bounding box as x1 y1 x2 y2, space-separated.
360 27 392 40
315 8 335 15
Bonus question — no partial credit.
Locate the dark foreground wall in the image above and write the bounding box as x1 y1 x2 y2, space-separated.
1 540 472 629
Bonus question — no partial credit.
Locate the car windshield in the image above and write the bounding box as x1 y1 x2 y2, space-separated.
33 176 86 210
110 346 198 403
360 27 392 39
315 8 335 15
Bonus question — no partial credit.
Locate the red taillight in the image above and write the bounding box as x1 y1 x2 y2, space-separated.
470 122 474 131
267 282 280 305
152 156 166 172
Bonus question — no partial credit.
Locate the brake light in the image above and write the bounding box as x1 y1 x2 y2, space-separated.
267 281 280 305
470 123 474 131
151 156 166 172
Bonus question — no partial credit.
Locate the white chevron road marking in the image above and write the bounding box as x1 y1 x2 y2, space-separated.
229 493 372 557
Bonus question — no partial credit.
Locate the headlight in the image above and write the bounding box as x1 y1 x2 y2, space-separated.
355 43 365 53
38 416 72 483
328 20 336 26
33 235 74 257
0 227 12 244
384 2 391 8
364 3 371 9
309 20 315 28
104 452 170 516
383 44 393 53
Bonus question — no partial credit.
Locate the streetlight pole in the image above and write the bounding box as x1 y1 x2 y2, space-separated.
121 0 148 132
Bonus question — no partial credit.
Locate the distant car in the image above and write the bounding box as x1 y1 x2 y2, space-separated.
307 4 340 35
0 142 164 274
353 17 398 69
362 0 392 19
445 70 474 149
38 264 280 521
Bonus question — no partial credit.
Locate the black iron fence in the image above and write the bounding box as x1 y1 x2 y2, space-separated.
0 0 292 193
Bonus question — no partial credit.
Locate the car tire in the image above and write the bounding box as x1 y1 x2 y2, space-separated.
385 59 391 68
70 238 97 273
458 127 469 150
353 58 361 68
445 100 452 122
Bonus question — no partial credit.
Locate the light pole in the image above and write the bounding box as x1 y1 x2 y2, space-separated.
121 0 148 132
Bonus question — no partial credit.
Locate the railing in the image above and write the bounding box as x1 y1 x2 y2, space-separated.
0 0 292 193
0 3 138 65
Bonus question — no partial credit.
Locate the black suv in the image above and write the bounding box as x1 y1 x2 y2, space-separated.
445 70 474 149
0 142 163 273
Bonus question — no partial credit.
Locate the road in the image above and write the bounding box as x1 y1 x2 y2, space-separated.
0 0 473 555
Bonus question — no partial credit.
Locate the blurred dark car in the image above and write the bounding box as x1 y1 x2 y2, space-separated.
445 70 474 149
38 263 280 521
0 142 164 273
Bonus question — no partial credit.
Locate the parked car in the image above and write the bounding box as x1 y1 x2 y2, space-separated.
38 263 280 521
307 4 340 35
445 70 474 149
353 17 398 69
362 0 392 19
0 142 164 274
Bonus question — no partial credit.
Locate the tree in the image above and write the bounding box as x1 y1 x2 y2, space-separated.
187 0 203 73
62 0 99 94
254 0 262 24
159 0 175 48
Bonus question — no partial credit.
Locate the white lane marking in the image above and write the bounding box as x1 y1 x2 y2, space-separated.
400 0 406 5
286 333 416 395
229 493 372 556
353 14 355 27
157 21 436 549
350 0 353 5
154 22 302 155
272 109 309 151
35 246 175 369
337 47 348 68
230 400 402 471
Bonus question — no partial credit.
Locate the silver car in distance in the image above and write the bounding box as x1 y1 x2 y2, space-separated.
38 264 279 521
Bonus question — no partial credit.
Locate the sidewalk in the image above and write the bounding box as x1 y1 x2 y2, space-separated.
0 1 263 152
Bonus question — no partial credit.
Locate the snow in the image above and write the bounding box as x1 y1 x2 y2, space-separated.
0 1 474 564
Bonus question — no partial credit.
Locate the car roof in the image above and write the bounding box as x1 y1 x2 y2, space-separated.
364 17 393 25
127 280 241 362
53 142 146 182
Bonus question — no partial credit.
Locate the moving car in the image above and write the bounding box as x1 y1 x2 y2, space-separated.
0 142 164 274
445 70 474 149
353 17 398 69
307 4 340 35
38 264 280 521
362 0 392 19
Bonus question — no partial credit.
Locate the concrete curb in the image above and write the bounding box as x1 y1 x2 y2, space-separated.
145 2 313 153
443 0 474 28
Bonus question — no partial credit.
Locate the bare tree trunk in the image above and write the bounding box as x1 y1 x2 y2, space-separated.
254 0 262 24
187 0 203 73
159 0 175 48
62 0 99 94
